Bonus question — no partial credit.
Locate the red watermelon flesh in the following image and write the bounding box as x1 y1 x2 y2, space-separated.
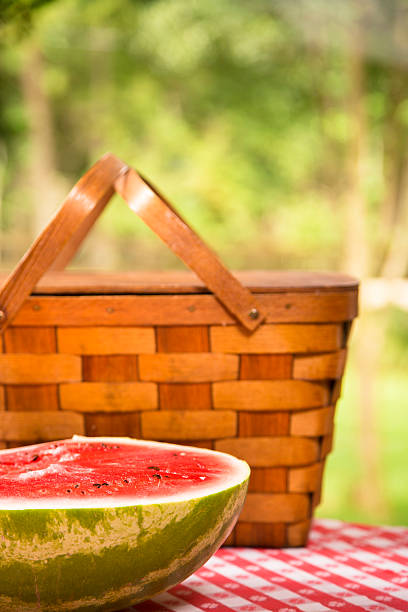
0 436 246 509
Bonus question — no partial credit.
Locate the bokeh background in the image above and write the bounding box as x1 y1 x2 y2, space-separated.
1 0 407 526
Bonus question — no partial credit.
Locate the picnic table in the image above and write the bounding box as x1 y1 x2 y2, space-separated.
130 519 408 612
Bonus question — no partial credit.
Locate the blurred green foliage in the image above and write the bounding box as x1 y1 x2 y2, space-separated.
1 0 403 271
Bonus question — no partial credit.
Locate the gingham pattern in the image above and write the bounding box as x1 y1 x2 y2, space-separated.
130 519 408 612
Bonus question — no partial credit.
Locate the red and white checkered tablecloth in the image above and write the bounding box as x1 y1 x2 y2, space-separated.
129 519 408 612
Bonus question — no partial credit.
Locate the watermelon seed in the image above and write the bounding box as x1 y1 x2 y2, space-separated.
152 474 161 479
123 479 129 483
31 455 40 462
101 482 109 486
74 484 79 488
81 491 85 495
93 483 102 488
66 489 72 493
148 466 160 470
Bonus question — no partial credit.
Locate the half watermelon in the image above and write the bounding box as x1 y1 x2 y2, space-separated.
0 435 249 611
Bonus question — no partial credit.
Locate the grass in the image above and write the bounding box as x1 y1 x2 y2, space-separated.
316 358 408 527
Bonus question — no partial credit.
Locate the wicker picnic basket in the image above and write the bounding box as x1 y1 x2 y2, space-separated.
0 154 358 547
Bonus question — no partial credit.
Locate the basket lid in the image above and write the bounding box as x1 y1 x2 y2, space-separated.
0 270 358 296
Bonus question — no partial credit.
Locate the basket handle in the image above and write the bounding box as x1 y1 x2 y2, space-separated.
0 153 127 333
115 168 265 331
0 155 265 333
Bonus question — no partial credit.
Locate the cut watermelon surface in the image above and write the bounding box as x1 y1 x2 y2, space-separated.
0 436 249 611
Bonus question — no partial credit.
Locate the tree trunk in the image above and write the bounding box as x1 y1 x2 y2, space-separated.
343 26 369 278
343 17 388 519
0 143 7 264
81 26 117 269
380 44 408 278
381 155 408 278
20 39 65 239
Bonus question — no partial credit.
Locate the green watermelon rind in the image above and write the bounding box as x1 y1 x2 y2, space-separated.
0 438 249 611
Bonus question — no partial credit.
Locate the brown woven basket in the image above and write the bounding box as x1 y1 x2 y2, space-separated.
0 154 358 547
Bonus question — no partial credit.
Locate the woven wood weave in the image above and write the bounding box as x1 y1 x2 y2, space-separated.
0 154 358 547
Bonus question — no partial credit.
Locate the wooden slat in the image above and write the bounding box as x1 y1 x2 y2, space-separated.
60 383 158 412
240 493 310 523
290 407 334 436
266 291 357 323
211 324 342 354
312 484 323 508
215 437 319 467
159 383 212 410
239 354 293 379
12 296 230 326
0 411 84 441
5 441 31 448
156 326 209 352
141 410 237 440
82 356 138 382
235 522 286 547
320 433 334 458
287 519 311 546
247 468 287 493
223 531 235 546
288 462 324 492
0 387 4 411
343 320 354 345
4 327 56 353
57 326 155 355
239 412 289 436
85 413 141 438
139 353 238 383
293 350 346 380
164 440 214 450
0 354 81 384
213 380 329 411
1 270 358 295
11 291 357 327
6 385 59 411
331 379 343 403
